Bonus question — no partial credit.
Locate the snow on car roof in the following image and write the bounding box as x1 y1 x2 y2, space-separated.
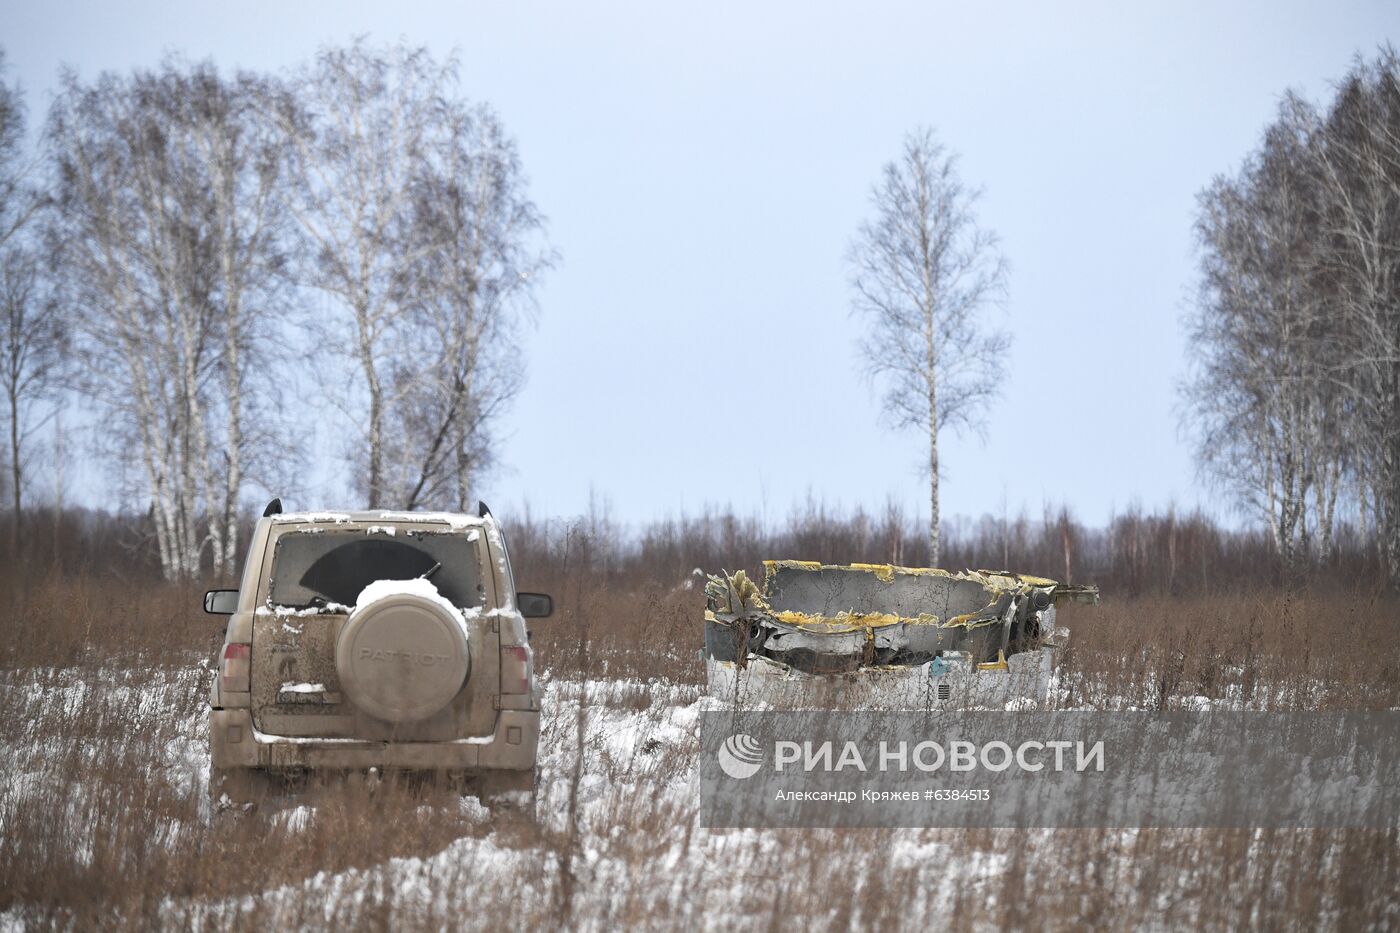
272 510 487 530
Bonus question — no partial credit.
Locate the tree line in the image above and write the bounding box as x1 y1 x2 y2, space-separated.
1186 48 1400 586
4 40 1397 586
1 497 1384 597
0 41 552 579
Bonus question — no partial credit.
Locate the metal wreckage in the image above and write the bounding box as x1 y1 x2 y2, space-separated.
704 561 1098 708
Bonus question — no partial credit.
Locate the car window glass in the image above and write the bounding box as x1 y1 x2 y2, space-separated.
268 531 483 609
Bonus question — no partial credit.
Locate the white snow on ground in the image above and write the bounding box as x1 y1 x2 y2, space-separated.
0 666 999 927
0 660 1354 930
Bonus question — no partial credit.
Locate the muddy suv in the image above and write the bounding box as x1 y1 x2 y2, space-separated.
204 501 552 811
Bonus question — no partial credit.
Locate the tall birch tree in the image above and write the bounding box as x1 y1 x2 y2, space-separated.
0 246 63 557
48 61 290 578
1312 51 1400 585
0 50 57 556
849 128 1009 566
275 41 453 508
1188 101 1336 575
1187 50 1400 584
0 49 42 251
387 101 552 510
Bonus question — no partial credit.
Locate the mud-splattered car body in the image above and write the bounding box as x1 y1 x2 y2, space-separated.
704 561 1097 708
204 502 553 812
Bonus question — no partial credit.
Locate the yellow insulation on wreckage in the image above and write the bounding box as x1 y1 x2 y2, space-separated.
757 560 1033 632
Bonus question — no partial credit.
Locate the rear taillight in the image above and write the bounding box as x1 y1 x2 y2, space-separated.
500 645 531 695
221 643 251 693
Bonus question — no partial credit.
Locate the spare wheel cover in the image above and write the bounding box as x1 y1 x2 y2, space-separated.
336 593 470 723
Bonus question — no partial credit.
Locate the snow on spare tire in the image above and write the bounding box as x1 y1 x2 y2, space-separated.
335 578 471 723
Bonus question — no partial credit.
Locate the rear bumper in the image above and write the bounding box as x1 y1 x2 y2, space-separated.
209 708 539 772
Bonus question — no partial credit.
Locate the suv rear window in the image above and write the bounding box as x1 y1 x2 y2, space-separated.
268 530 483 610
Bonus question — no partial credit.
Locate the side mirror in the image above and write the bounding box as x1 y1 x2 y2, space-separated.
517 592 553 618
204 589 239 615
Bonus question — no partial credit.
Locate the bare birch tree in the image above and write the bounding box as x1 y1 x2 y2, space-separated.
275 41 454 508
1187 100 1339 576
0 49 42 251
185 67 295 573
1311 50 1400 586
0 50 58 557
387 101 552 510
0 246 64 557
50 70 210 578
48 61 291 579
849 128 1009 566
1188 49 1400 585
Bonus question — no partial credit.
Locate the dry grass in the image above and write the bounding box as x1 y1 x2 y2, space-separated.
1056 588 1400 711
1 570 1398 929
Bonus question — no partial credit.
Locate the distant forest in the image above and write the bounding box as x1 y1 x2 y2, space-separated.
0 500 1383 596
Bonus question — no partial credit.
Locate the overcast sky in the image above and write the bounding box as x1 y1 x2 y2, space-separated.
3 0 1396 528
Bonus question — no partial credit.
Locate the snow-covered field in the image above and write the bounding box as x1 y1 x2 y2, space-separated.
0 661 1394 930
0 666 1012 928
